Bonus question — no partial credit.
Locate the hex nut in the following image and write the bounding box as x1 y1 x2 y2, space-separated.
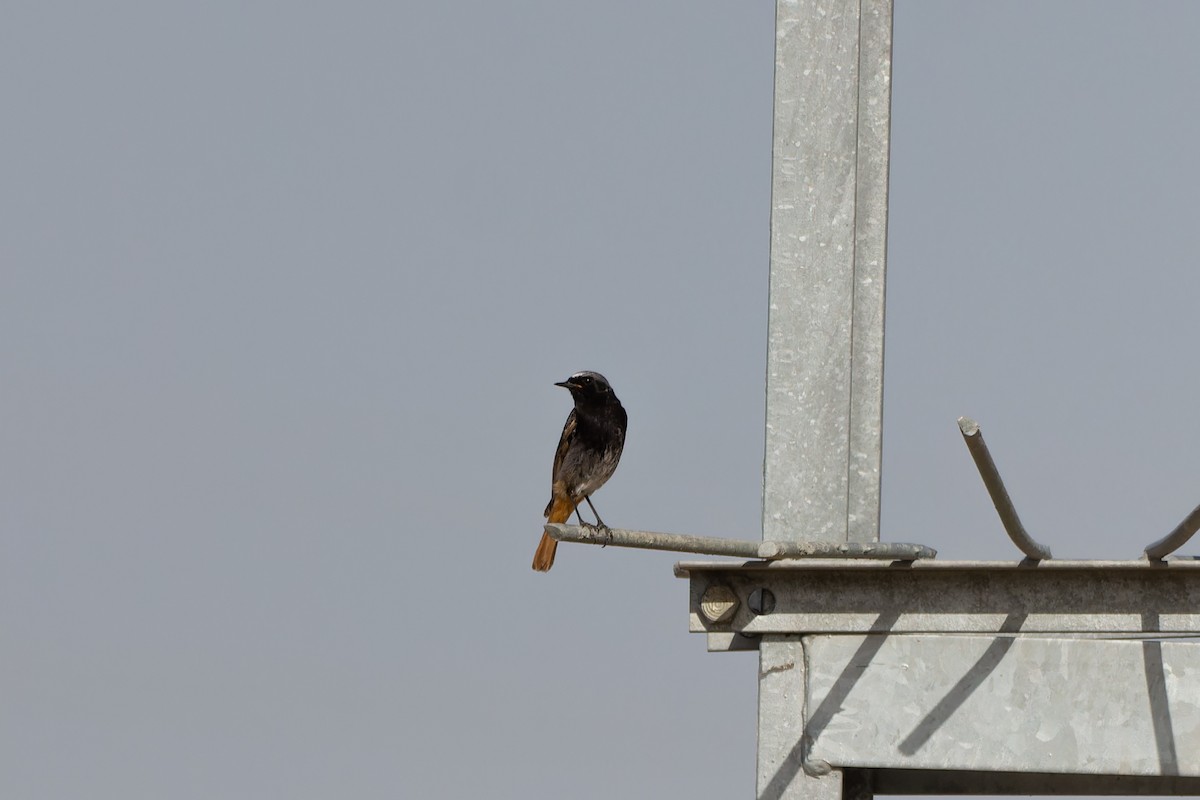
700 585 739 623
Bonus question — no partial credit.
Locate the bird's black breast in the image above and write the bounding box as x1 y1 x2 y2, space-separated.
554 402 626 498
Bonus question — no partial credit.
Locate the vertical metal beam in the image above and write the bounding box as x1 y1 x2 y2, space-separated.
763 0 892 545
759 1 893 798
758 636 844 800
846 0 892 544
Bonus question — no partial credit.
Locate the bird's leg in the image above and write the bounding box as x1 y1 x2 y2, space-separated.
573 503 600 538
583 496 606 527
583 496 613 547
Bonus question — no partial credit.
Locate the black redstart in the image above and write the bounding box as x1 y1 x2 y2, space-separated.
532 371 627 572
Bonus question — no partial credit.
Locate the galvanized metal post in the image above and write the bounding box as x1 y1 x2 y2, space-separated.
759 1 893 798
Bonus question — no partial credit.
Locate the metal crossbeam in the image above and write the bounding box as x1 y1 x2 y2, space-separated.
867 770 1200 795
680 559 1200 637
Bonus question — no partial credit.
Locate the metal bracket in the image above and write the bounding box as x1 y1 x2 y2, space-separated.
1144 503 1200 561
957 417 1053 560
960 416 1200 562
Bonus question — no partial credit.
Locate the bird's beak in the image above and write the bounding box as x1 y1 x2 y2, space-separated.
554 380 575 390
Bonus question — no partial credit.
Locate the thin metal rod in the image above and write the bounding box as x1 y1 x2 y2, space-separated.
1144 502 1200 561
545 524 936 561
957 416 1053 560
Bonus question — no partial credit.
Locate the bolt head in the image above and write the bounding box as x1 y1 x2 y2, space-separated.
700 585 739 623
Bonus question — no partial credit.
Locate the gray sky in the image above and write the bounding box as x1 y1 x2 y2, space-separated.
3 2 1199 798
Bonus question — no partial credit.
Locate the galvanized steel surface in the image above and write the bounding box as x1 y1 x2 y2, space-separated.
545 523 935 560
804 634 1200 777
762 0 892 547
957 417 1054 560
759 2 894 796
757 636 841 800
681 559 1200 635
845 0 892 546
1145 502 1200 561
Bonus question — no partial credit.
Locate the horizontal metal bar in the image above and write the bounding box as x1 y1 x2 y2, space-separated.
1145 502 1200 560
958 416 1053 560
678 559 1200 635
677 558 1200 574
545 524 935 560
867 769 1200 795
705 631 1200 651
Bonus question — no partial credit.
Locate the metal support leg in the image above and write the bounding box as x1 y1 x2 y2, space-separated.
758 636 844 800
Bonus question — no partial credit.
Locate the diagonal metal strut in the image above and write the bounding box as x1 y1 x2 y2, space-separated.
957 416 1053 560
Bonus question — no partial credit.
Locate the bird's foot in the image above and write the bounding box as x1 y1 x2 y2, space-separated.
578 522 612 546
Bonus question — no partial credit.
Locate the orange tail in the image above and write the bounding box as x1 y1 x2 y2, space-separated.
532 532 557 572
533 493 576 572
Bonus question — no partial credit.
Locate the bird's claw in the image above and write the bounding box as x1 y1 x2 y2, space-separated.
578 522 613 547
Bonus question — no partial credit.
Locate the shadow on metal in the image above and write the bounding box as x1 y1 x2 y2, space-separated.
898 612 1027 755
958 417 1053 560
1142 611 1180 775
757 738 807 800
759 610 902 800
804 609 903 744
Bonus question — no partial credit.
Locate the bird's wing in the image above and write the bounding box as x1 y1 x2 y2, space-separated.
551 408 578 482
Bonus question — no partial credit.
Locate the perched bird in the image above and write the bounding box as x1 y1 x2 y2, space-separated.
532 371 627 572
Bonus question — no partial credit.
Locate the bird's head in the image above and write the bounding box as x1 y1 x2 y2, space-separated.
555 371 617 405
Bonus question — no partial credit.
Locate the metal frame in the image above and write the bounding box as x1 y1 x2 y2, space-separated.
547 0 1200 795
680 560 1200 787
679 558 1200 640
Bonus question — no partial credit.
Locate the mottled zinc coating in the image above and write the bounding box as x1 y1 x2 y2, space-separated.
684 559 1200 637
805 634 1200 777
545 523 934 560
958 417 1054 560
689 557 1200 788
762 0 891 546
759 2 894 799
1145 501 1200 560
